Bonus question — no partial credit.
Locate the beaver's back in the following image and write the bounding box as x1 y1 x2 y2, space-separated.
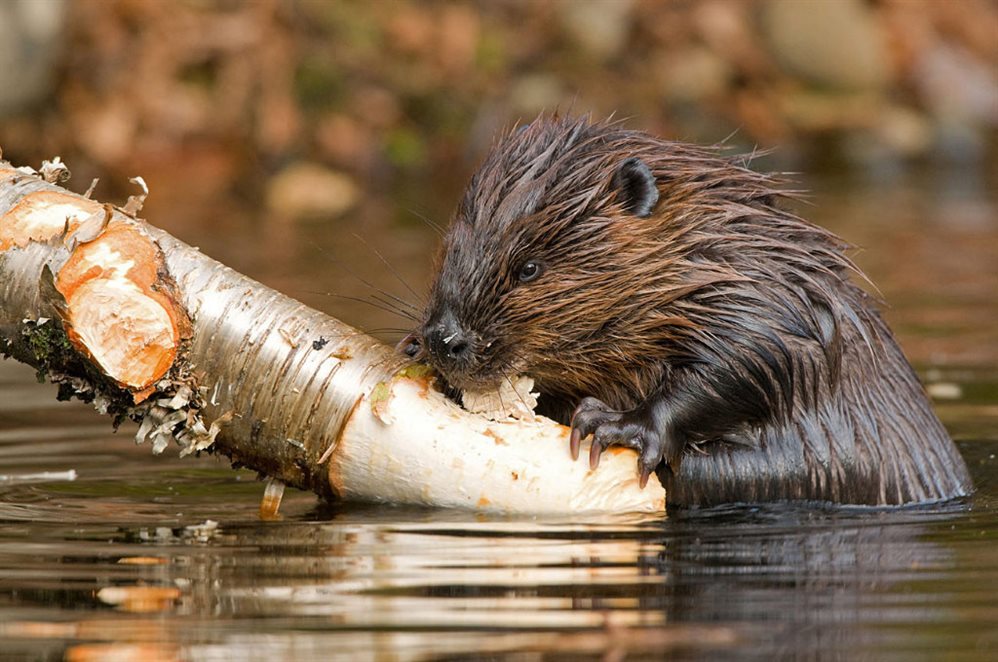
662 288 972 506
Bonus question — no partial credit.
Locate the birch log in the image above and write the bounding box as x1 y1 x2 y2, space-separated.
0 159 665 514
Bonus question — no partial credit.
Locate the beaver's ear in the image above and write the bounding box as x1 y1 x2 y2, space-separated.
612 157 659 218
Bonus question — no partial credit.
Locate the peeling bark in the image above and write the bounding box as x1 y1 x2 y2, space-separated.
0 160 665 514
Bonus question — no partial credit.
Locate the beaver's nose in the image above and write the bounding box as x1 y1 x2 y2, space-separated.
427 310 471 365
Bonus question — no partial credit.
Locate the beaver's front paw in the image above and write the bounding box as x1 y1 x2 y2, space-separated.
569 396 680 489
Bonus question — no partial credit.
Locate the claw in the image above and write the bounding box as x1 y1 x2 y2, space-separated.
570 427 581 461
589 439 602 470
638 466 651 489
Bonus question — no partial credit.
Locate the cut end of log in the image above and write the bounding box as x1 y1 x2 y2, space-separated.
1 187 189 395
55 221 184 391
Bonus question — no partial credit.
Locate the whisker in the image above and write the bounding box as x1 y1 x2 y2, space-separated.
407 207 446 237
351 232 426 306
307 239 423 315
370 293 421 321
308 291 418 322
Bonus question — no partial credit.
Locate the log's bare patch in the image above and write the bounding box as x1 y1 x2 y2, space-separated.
331 376 666 514
0 191 101 250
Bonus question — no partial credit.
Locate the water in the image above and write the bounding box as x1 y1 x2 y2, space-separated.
1 167 996 660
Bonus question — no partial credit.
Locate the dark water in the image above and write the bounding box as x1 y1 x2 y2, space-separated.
1 168 997 660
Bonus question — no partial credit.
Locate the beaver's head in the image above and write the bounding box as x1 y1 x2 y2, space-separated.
404 116 669 400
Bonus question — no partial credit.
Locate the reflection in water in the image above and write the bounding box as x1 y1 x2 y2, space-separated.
657 504 982 657
202 517 668 628
3 478 996 659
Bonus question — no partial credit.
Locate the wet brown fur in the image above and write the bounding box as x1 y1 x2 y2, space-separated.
414 115 973 507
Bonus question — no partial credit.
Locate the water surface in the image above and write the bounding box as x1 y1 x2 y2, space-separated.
1 168 996 660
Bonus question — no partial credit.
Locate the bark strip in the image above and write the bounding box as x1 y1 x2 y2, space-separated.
0 160 665 514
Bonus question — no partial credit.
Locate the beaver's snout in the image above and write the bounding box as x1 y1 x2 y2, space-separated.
424 309 475 374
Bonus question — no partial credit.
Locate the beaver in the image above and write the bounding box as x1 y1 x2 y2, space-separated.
401 115 973 507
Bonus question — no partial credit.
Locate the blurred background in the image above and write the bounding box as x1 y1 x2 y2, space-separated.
1 0 996 363
2 4 997 659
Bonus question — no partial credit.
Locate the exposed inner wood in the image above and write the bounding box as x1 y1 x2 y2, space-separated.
55 221 183 392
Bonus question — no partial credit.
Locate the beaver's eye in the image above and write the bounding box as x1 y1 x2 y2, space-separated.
517 260 543 283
